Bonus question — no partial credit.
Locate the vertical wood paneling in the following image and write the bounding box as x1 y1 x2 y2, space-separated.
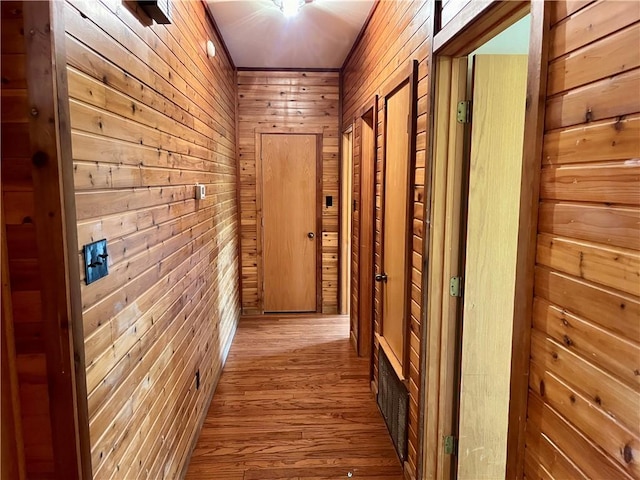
525 1 640 477
342 1 431 477
237 70 340 314
62 0 240 477
1 2 56 477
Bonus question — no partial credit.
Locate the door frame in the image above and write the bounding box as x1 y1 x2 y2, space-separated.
420 1 550 479
340 124 353 317
255 128 324 313
376 60 419 381
356 95 378 369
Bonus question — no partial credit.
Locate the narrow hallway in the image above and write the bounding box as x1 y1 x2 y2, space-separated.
185 316 403 479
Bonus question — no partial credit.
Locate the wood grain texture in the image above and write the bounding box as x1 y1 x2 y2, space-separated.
525 0 640 476
1 2 56 476
63 0 241 477
342 2 431 475
457 54 528 480
1 202 26 480
262 134 317 312
237 71 340 314
185 315 403 480
381 81 411 370
357 107 376 360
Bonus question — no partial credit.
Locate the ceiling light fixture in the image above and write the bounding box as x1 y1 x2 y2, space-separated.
272 0 309 18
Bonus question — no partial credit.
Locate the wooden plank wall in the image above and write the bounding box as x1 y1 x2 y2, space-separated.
237 70 340 314
1 2 57 477
62 0 240 478
524 1 640 478
342 2 432 478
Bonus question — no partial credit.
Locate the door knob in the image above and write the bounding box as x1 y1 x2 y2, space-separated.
308 232 315 239
375 273 388 283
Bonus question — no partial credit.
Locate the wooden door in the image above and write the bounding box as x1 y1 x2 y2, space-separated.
456 54 528 479
380 82 411 371
262 134 318 312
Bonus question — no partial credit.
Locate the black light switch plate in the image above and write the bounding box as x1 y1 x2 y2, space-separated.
84 239 109 285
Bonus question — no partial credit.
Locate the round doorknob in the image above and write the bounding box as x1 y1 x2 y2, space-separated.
308 232 315 239
375 273 388 282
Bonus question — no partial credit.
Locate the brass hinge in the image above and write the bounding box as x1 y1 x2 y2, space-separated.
449 276 463 297
444 435 457 455
457 100 471 124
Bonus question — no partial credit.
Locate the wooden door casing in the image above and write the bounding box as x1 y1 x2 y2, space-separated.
262 134 319 313
357 102 377 361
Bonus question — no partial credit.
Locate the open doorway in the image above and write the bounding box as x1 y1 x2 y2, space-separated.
424 9 533 479
457 18 530 478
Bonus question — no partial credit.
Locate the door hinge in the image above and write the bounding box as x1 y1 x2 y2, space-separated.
457 100 471 124
444 435 457 455
449 276 463 297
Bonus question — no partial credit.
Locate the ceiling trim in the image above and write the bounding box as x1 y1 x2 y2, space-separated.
202 0 236 69
237 67 340 72
341 0 380 70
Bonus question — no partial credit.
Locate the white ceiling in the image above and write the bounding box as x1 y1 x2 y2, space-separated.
206 0 376 69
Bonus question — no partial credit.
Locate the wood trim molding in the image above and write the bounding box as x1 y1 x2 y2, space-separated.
234 68 244 313
341 0 381 70
505 1 550 477
433 1 528 55
315 134 323 313
403 60 419 379
417 7 440 479
237 67 341 72
378 59 417 102
358 93 378 119
23 1 91 477
1 207 26 480
255 133 265 313
357 95 377 370
375 333 408 384
254 126 325 135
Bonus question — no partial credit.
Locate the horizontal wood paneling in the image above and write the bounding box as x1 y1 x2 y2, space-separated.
237 70 340 314
63 0 240 477
342 1 431 477
525 1 640 477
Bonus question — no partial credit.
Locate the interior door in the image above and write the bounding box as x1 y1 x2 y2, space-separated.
456 54 528 478
262 134 318 312
379 81 411 372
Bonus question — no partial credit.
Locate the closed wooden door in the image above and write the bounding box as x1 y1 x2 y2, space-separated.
262 134 318 312
456 55 528 479
380 81 411 370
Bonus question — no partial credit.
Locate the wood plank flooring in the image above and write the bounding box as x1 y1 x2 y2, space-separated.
185 315 403 480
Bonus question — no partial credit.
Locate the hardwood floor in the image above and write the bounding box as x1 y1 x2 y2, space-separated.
185 315 404 480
